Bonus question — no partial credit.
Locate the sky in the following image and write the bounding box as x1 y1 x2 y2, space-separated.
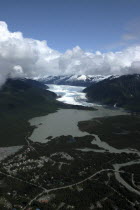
0 0 140 52
0 0 140 85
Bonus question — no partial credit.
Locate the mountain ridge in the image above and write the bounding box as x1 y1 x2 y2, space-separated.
0 78 59 146
38 74 115 86
84 74 140 112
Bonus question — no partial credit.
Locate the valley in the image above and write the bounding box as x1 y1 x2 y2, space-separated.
0 81 140 209
0 1 140 209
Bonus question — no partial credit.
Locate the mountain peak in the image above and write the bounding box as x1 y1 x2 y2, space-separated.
37 74 116 87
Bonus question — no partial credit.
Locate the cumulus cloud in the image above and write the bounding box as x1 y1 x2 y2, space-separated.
0 21 140 86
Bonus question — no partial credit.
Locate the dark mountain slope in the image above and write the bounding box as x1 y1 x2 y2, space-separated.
84 74 140 112
0 78 56 112
0 78 58 146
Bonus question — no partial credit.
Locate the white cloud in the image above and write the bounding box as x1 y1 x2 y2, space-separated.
0 21 140 86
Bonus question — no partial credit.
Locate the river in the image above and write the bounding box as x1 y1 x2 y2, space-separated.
28 84 140 197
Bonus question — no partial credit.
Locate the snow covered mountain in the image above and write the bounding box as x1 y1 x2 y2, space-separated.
38 75 115 86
